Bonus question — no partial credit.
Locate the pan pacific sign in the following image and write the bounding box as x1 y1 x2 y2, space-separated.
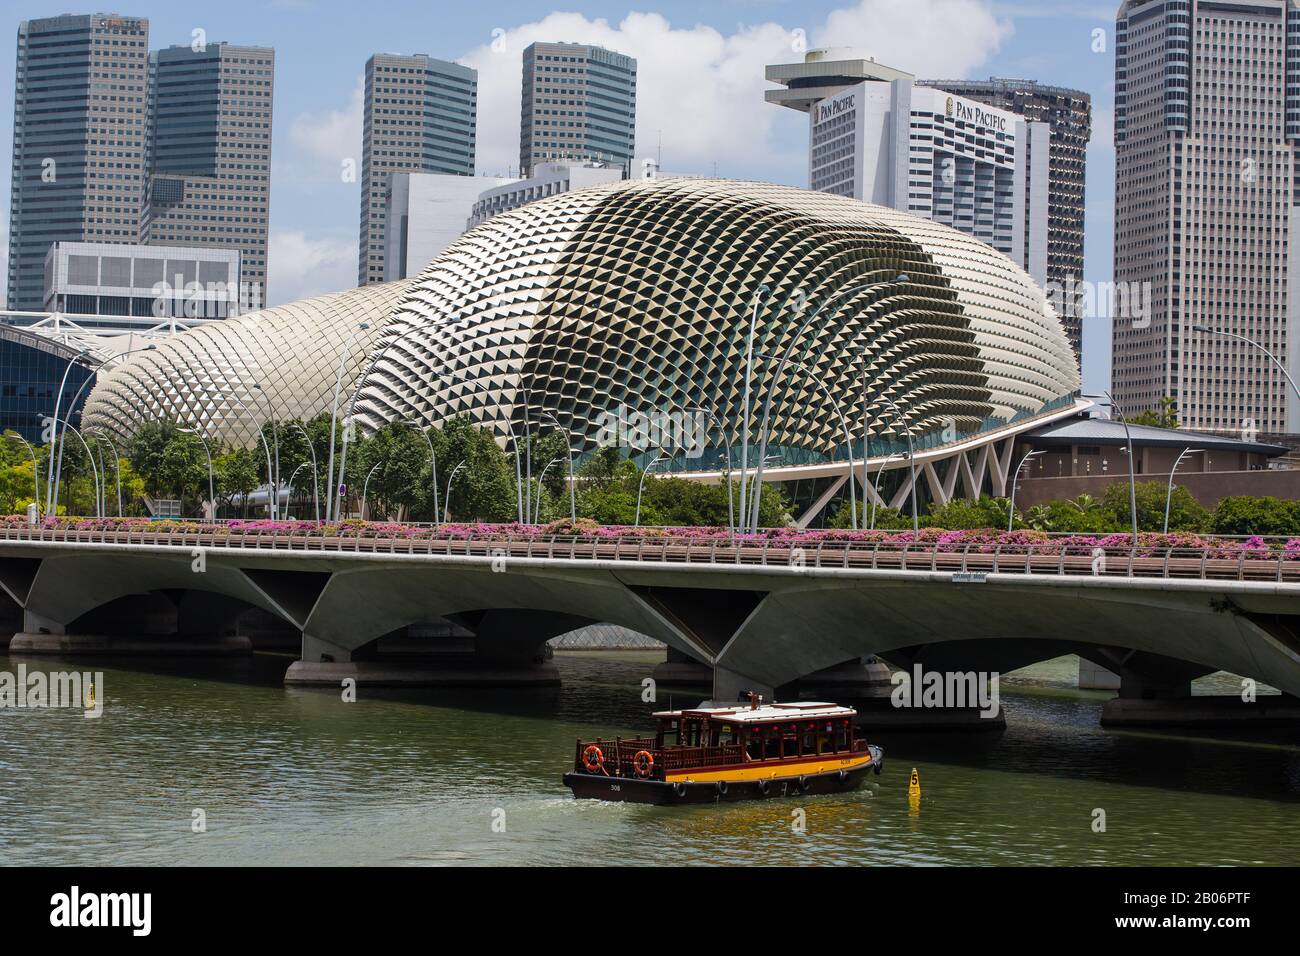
816 92 855 123
951 96 1008 132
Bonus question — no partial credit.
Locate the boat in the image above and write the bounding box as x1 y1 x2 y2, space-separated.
563 693 884 804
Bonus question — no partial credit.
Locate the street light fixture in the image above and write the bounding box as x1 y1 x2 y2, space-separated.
87 430 123 518
534 456 564 523
1094 391 1139 545
403 420 438 525
360 461 383 521
1164 447 1203 534
324 321 371 522
1007 449 1045 532
688 404 733 536
178 426 215 520
756 352 858 532
635 451 671 528
443 459 467 523
869 453 905 531
1193 325 1300 405
876 397 919 534
50 417 101 517
3 431 40 514
747 272 908 533
541 410 577 523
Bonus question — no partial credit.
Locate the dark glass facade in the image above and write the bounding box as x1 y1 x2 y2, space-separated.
0 335 92 443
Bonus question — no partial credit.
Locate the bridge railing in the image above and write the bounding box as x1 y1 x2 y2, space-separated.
2 526 1299 583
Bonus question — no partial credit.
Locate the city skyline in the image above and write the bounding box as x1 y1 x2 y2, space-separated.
1 1 1121 391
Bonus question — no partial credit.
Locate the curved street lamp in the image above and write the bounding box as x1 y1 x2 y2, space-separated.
323 321 371 522
541 410 576 523
289 421 321 524
688 404 733 535
756 352 858 531
635 451 672 528
1007 449 1045 532
499 417 525 524
738 283 771 536
1164 447 1203 534
48 343 157 516
1101 390 1140 545
223 391 277 519
88 429 124 518
747 272 908 532
403 420 438 525
1193 325 1300 405
443 459 467 523
50 417 101 517
534 456 564 523
877 396 919 534
360 461 383 521
177 426 215 521
869 452 905 531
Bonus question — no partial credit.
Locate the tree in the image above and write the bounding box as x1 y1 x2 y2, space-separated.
128 421 180 499
215 447 260 516
1102 480 1207 532
1130 396 1180 429
1209 495 1300 536
159 432 208 516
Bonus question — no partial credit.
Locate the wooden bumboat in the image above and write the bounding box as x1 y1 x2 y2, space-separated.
564 695 884 804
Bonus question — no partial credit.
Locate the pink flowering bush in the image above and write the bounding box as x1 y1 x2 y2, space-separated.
4 512 1300 556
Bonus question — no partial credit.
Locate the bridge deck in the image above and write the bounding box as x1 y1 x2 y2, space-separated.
3 528 1297 584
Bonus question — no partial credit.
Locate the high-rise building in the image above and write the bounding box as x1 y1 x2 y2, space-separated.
359 53 477 287
918 77 1090 365
1113 0 1300 433
7 13 150 314
383 172 517 281
519 42 636 178
767 52 1052 293
140 43 274 311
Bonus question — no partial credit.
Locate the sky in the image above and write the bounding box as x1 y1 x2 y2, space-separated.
0 0 1120 392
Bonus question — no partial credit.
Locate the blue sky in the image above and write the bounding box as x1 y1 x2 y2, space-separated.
1 0 1119 391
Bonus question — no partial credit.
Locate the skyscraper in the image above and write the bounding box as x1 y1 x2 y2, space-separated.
767 52 1053 298
7 13 150 314
918 77 1091 365
140 43 274 311
1113 0 1300 433
359 53 477 287
519 42 636 178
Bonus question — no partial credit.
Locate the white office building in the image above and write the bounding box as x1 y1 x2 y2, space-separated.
467 163 624 229
383 173 518 282
43 241 243 325
772 55 1051 286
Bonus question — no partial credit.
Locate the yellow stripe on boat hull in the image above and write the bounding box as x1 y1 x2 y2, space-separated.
665 752 873 784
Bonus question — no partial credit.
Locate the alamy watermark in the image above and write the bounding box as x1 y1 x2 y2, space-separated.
596 404 708 458
1043 276 1152 328
890 665 1001 719
0 664 103 717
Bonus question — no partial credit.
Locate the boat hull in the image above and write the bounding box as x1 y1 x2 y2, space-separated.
563 758 881 805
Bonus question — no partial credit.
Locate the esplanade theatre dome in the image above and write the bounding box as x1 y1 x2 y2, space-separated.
84 177 1080 459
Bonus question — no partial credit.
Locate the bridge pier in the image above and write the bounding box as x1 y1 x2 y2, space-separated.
8 596 252 657
284 615 561 688
0 592 20 652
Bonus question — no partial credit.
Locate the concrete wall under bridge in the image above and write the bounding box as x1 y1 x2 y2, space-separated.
1 534 1300 727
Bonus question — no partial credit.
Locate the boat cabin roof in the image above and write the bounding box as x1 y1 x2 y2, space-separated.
651 701 856 724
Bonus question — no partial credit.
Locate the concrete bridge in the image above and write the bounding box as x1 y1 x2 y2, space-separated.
3 526 1300 725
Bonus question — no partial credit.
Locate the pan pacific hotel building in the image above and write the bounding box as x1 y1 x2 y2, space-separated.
768 51 1056 333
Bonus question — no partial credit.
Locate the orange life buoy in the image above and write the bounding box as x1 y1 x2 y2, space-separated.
582 745 605 773
633 750 655 777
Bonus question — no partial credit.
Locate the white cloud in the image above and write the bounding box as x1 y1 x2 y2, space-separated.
462 0 1012 182
265 229 355 306
283 74 364 183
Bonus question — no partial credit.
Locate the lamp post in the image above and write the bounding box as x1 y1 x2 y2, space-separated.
284 462 312 518
88 430 123 518
48 343 156 516
178 426 215 520
289 421 320 524
1164 447 1203 534
688 404 733 535
222 391 277 519
1101 390 1140 545
333 316 452 522
1192 325 1300 404
747 272 908 532
499 417 525 524
324 321 371 522
756 352 858 531
4 432 40 514
403 420 438 525
1007 449 1044 532
877 397 918 534
360 461 382 520
534 456 564 523
443 459 467 523
738 283 770 538
866 452 905 530
50 417 100 517
635 451 671 528
249 382 280 518
541 411 576 523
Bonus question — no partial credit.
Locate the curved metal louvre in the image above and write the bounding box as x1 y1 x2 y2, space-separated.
83 281 412 445
355 177 1079 456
